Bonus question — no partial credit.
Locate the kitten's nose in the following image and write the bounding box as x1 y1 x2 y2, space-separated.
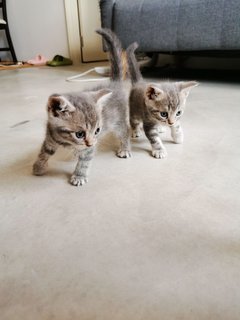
168 117 175 126
85 140 93 147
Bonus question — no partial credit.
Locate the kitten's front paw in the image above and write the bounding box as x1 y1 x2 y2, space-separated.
152 148 167 159
171 125 184 144
32 161 47 176
70 175 88 187
172 133 184 144
117 150 132 158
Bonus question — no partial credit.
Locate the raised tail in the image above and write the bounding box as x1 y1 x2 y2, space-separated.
126 42 142 84
96 28 124 81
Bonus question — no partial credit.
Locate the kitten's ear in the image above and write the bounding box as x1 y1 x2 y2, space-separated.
145 85 165 101
178 81 199 97
47 95 75 117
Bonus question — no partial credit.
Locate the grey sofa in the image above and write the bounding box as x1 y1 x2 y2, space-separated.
100 0 240 54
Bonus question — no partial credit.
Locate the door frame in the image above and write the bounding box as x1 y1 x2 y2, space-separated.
64 0 82 65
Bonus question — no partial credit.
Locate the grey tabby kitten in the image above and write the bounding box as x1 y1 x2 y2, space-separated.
127 43 198 158
33 28 131 186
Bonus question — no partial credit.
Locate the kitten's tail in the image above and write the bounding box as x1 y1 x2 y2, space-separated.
126 42 143 84
96 28 124 81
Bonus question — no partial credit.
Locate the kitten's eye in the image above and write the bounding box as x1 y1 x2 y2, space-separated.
160 112 168 118
75 131 85 139
95 127 101 135
176 111 182 116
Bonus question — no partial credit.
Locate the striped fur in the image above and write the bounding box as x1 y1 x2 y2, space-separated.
126 42 142 84
70 147 95 186
33 90 111 185
96 28 124 81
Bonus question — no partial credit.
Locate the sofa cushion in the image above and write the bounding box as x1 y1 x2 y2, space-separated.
100 0 240 51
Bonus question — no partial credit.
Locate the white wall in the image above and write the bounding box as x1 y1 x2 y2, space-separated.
1 0 69 61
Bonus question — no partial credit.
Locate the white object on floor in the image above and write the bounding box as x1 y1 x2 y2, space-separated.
0 18 6 24
0 62 22 67
66 66 110 82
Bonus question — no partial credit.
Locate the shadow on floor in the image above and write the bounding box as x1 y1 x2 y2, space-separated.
142 66 240 83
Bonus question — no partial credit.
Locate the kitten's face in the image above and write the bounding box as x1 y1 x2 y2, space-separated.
47 89 112 148
145 81 198 126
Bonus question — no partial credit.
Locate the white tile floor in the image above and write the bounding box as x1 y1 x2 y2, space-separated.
1 65 240 319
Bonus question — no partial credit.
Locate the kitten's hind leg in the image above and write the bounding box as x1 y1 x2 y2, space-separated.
116 125 132 158
33 139 58 175
70 147 95 186
131 119 143 138
143 123 167 159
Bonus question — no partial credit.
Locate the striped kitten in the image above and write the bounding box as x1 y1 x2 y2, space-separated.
127 43 198 158
32 90 112 186
33 28 131 186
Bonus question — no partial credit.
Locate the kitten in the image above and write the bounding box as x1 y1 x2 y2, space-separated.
33 28 131 186
32 90 112 186
126 43 198 158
